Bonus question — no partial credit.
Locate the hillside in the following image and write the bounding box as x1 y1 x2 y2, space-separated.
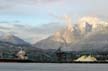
0 33 30 45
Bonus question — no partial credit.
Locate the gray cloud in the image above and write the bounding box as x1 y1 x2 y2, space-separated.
0 22 63 43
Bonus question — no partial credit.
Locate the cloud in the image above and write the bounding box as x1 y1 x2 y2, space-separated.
35 22 65 34
0 0 62 6
0 0 17 10
0 0 108 19
0 22 64 43
0 0 64 10
0 0 108 43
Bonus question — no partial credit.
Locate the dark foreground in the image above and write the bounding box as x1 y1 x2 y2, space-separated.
0 59 108 63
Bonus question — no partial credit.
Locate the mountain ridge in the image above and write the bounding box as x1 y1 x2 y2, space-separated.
0 33 30 46
34 16 108 52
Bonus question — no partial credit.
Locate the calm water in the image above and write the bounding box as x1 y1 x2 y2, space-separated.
0 63 107 71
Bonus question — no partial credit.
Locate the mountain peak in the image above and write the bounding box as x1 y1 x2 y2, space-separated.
34 16 108 51
2 33 16 39
0 33 30 45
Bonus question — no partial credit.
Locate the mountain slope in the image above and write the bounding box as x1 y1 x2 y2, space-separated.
34 16 108 52
0 33 30 45
34 36 63 49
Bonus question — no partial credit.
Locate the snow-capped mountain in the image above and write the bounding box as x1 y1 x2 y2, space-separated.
34 16 108 52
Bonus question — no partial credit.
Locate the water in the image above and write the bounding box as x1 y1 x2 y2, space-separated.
0 63 107 71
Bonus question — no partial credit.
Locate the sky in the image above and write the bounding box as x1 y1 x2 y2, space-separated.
0 0 108 43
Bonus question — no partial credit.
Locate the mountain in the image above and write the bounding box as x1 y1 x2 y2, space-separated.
0 32 50 61
0 33 44 60
34 16 79 50
0 33 30 45
34 36 63 49
34 16 108 52
71 28 108 52
34 16 81 50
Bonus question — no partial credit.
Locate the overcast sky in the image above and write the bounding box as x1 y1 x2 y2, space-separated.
0 0 108 26
0 0 108 43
